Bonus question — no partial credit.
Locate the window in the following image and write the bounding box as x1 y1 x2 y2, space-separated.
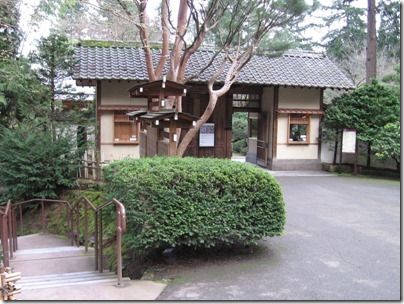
113 111 139 144
232 94 260 110
288 114 310 144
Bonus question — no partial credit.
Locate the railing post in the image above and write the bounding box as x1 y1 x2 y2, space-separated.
2 212 9 267
70 208 74 246
94 211 99 271
99 211 103 273
7 207 13 260
76 208 80 247
19 205 23 236
116 209 123 287
13 209 17 252
41 200 45 234
84 203 88 253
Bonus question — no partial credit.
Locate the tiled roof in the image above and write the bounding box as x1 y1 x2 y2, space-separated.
73 46 356 90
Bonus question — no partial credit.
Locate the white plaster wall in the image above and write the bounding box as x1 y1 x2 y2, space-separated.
98 80 144 161
100 144 140 162
276 87 321 160
277 114 288 144
278 87 321 109
277 144 319 159
101 80 147 106
100 113 114 142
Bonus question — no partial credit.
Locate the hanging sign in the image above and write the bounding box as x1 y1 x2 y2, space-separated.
342 129 356 154
199 123 215 147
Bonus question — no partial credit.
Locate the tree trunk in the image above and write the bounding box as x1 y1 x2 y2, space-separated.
366 0 377 84
366 141 372 167
176 92 219 157
333 129 339 165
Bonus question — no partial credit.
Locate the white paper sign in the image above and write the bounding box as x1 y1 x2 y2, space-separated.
199 123 215 147
342 129 356 154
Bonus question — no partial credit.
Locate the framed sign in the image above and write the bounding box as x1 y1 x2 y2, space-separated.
199 123 215 147
342 129 356 154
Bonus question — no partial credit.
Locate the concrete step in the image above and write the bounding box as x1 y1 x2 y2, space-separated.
19 271 130 290
13 246 95 261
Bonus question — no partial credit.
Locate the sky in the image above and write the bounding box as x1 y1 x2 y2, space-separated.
18 0 372 56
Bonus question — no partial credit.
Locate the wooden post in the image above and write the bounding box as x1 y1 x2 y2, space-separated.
168 121 177 156
84 150 88 179
353 138 358 175
92 150 96 180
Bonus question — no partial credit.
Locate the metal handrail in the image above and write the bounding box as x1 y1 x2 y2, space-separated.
0 200 17 268
1 196 126 287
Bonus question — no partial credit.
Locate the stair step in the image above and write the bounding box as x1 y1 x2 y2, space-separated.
19 271 130 290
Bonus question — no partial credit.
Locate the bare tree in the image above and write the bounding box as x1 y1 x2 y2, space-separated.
116 0 307 156
39 0 307 156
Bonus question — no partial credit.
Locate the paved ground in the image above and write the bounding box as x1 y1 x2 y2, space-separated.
7 167 400 301
157 173 400 300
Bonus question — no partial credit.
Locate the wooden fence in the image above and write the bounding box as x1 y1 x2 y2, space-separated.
77 150 107 181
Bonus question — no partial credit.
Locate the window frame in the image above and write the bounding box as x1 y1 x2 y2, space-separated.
287 114 311 145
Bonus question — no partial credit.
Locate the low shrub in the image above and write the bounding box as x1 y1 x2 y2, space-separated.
103 157 285 258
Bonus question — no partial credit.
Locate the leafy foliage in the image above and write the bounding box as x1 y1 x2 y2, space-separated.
0 0 21 61
321 0 366 60
371 122 400 172
0 58 50 128
377 0 400 60
0 125 83 202
103 157 285 258
321 80 400 168
232 112 248 155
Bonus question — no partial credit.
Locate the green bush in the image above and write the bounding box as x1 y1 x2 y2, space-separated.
233 139 248 155
0 125 82 202
103 157 285 258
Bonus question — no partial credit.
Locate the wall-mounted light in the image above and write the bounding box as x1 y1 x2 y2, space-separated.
139 87 143 92
162 82 166 88
160 99 166 107
155 120 159 126
183 88 187 94
192 121 196 126
173 133 178 142
174 113 178 120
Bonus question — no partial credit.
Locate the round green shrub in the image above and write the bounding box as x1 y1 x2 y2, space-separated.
103 157 285 257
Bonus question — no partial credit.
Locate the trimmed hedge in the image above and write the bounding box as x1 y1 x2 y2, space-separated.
103 157 285 257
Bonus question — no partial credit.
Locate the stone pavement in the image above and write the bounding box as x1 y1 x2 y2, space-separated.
9 234 166 301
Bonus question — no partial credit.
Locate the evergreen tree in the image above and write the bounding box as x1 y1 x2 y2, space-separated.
320 0 367 60
322 80 400 168
0 0 21 61
377 0 400 60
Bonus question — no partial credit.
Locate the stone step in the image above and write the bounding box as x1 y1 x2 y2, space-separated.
19 271 130 290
